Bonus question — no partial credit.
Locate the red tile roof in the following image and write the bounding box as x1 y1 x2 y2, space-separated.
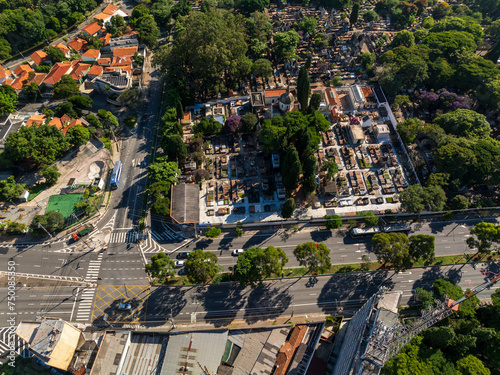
67 37 88 52
112 46 138 57
11 71 30 90
274 325 307 375
361 86 374 98
100 33 111 46
325 88 341 107
52 43 70 54
27 73 47 85
111 56 132 66
82 22 102 36
14 64 33 76
82 49 100 59
265 89 287 98
30 50 49 65
104 66 131 75
42 63 72 85
0 65 6 80
69 62 91 81
97 58 111 66
103 4 120 15
26 114 47 127
87 65 103 77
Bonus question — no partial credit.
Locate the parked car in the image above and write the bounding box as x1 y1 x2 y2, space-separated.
118 303 131 310
177 252 190 259
232 249 245 256
178 268 186 275
175 260 185 268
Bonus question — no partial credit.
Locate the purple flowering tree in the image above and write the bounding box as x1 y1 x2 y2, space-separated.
417 90 439 110
224 115 240 133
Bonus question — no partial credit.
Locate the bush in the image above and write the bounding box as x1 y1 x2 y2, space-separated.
326 215 342 229
206 227 222 238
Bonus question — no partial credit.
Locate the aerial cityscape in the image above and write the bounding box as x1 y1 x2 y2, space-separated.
0 0 498 373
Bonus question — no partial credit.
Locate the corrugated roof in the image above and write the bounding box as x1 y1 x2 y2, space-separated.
171 183 200 224
160 331 228 375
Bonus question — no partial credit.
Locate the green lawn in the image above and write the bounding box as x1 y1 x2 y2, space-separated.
46 194 83 218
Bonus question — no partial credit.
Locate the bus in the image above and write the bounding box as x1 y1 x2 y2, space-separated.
351 227 382 237
382 223 412 234
350 223 412 237
110 161 123 189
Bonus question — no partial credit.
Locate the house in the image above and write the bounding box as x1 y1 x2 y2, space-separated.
264 89 287 105
13 64 33 77
81 22 102 37
82 49 101 63
91 69 131 95
374 124 391 143
111 56 133 66
100 33 111 47
30 50 50 66
42 63 72 87
107 33 139 52
97 58 111 66
69 62 91 82
26 114 47 127
67 37 88 53
10 71 30 90
94 4 128 24
112 46 138 57
0 65 14 84
52 43 70 58
27 72 47 86
86 65 103 79
274 325 308 375
325 87 341 111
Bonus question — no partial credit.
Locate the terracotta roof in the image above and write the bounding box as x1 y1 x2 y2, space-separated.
30 50 48 65
4 70 11 77
361 86 374 98
87 65 103 76
104 66 131 75
14 64 33 76
265 89 287 98
100 33 111 46
11 71 30 90
69 62 91 81
0 65 6 79
112 46 138 57
27 73 47 86
103 4 120 15
82 49 100 59
42 63 72 85
52 43 70 54
325 88 341 107
3 78 13 86
67 37 88 52
111 56 132 66
122 30 139 37
97 58 111 66
274 325 307 375
82 22 102 36
26 114 47 127
94 13 108 20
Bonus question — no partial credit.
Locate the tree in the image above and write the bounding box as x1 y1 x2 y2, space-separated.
349 3 359 25
299 16 317 35
452 195 469 209
363 10 379 22
162 135 187 165
466 222 500 254
30 211 64 233
239 113 258 133
52 75 79 99
193 117 222 136
135 15 161 49
145 252 175 279
409 234 435 263
293 242 331 274
252 58 273 79
399 184 426 214
0 86 18 115
67 95 93 110
184 249 220 283
97 109 119 128
309 93 322 113
434 109 490 138
297 61 311 112
66 125 90 147
326 215 342 229
0 176 25 202
423 327 456 349
456 355 490 375
234 246 288 287
224 115 240 133
148 157 181 184
415 287 435 309
372 232 410 270
322 160 338 181
281 198 295 219
246 11 271 43
41 166 61 186
272 30 300 61
23 82 39 100
149 181 171 215
281 146 301 193
43 46 65 63
363 211 379 227
206 227 222 238
237 0 269 13
392 30 415 48
56 102 79 119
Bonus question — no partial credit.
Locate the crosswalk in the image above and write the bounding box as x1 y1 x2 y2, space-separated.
0 327 29 364
109 231 137 244
75 253 103 322
151 230 181 242
140 233 166 253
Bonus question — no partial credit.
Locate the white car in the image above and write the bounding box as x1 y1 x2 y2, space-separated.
232 249 245 256
175 260 185 268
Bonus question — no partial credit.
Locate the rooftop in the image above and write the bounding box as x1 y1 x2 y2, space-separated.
42 63 72 85
82 22 102 36
171 183 200 224
82 49 100 58
112 46 138 57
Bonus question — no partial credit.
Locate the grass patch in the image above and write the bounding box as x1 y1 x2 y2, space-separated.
28 182 50 201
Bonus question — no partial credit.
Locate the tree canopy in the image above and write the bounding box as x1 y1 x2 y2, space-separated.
148 156 181 184
184 249 220 283
293 242 331 274
234 246 288 287
145 252 176 279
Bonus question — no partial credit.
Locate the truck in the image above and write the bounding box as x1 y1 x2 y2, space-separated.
71 224 94 242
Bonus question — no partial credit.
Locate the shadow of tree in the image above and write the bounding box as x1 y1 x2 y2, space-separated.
243 285 293 324
143 285 189 326
310 230 332 243
195 283 246 328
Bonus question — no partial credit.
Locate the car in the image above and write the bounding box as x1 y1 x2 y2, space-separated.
175 260 185 268
118 303 131 310
232 249 245 256
177 252 190 259
178 268 186 276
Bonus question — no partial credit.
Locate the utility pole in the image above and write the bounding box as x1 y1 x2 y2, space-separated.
38 223 52 238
